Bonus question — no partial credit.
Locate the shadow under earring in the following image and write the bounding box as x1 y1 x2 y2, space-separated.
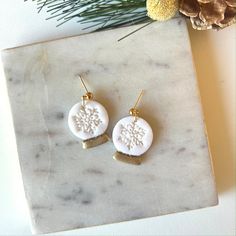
112 90 153 165
68 75 109 149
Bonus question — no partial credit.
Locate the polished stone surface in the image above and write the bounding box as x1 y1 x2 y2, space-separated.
1 18 218 234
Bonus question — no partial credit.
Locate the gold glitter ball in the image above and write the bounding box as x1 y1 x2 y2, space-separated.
146 0 179 21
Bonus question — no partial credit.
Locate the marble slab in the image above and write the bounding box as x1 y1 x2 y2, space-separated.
1 18 218 234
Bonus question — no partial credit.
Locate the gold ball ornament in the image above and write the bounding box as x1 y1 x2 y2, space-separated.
146 0 179 21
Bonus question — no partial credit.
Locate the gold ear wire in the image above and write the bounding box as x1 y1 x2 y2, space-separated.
129 90 144 117
79 75 89 93
133 90 144 109
78 75 93 100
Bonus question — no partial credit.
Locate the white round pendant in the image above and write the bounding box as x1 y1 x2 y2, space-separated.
112 116 153 156
68 100 109 140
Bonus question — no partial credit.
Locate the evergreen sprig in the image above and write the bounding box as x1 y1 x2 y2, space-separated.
28 0 150 30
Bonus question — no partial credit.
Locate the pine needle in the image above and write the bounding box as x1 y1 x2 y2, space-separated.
26 0 149 30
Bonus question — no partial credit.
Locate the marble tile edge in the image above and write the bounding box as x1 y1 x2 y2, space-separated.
0 17 182 52
183 26 219 199
32 200 219 235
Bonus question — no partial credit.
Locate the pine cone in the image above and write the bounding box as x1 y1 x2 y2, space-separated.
179 0 236 30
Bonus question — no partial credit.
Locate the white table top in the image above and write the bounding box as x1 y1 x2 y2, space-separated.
0 1 235 235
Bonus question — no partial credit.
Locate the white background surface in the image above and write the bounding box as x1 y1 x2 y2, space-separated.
0 1 235 235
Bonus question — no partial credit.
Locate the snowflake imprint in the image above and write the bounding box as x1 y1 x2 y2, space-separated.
73 105 102 134
118 121 146 150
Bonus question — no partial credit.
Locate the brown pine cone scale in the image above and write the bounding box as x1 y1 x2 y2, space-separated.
179 0 236 30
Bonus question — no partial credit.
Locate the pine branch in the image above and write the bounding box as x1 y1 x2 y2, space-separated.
27 0 150 30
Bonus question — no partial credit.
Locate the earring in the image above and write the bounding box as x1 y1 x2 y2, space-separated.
112 90 153 165
68 75 109 149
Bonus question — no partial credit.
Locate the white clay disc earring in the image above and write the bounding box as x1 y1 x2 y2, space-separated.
112 90 153 165
68 75 109 149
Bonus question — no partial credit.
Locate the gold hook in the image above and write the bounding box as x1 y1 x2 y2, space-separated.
129 90 144 117
79 75 89 93
78 75 93 101
133 90 144 110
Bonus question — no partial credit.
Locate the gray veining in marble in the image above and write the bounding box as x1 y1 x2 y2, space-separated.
1 18 218 234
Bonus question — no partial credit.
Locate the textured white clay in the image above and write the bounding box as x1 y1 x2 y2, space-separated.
112 116 153 156
68 100 109 140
